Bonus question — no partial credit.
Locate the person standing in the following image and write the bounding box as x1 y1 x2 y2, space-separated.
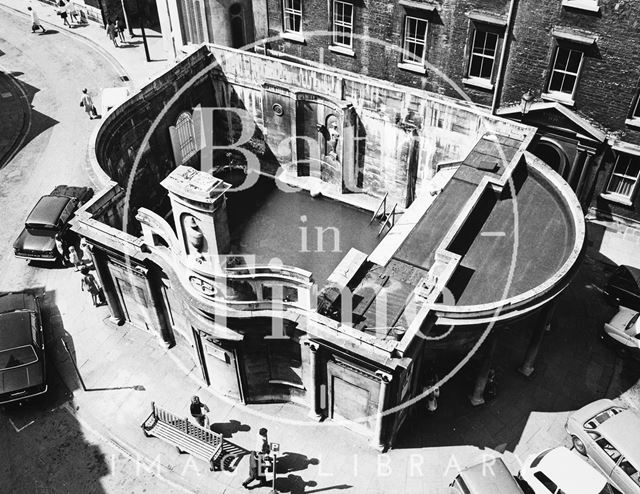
80 237 93 265
68 246 81 271
106 20 119 47
80 89 98 119
116 17 126 43
189 396 210 427
28 6 47 33
80 267 101 306
55 233 68 266
241 451 265 489
57 1 71 28
256 428 270 455
65 0 79 23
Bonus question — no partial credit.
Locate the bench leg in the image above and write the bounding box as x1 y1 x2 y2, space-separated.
209 459 215 472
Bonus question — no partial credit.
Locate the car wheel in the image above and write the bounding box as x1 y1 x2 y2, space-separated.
572 435 587 456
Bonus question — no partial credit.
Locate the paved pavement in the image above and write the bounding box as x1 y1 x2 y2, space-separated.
0 0 170 88
0 4 639 492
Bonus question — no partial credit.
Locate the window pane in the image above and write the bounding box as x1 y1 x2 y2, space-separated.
469 56 482 78
561 74 577 93
555 47 570 70
567 50 582 73
480 58 493 78
549 72 564 92
473 31 485 50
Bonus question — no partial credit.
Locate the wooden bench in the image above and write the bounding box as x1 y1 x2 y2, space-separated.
141 402 223 471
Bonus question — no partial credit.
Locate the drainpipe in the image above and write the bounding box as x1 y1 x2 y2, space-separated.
491 0 519 115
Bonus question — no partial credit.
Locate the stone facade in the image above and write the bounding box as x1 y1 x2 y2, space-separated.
73 45 586 449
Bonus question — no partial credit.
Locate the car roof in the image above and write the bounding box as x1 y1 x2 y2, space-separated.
570 399 619 424
458 458 524 493
26 195 72 228
0 292 37 314
0 312 33 349
538 447 605 493
597 411 640 467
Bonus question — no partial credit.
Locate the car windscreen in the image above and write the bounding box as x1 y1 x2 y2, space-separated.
0 345 38 369
628 313 639 332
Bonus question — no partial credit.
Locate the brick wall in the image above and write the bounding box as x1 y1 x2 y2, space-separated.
503 0 640 144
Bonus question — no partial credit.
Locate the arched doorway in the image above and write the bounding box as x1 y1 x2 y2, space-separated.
533 140 569 179
229 3 246 48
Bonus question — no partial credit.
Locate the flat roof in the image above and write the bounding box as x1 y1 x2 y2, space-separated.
338 132 581 334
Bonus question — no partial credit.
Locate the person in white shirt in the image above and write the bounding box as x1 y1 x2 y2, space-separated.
28 6 47 33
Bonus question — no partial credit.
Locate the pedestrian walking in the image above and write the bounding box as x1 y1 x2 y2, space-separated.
106 20 119 47
68 246 81 271
57 1 71 28
242 451 266 489
80 89 98 119
116 16 126 43
28 6 47 33
189 396 210 427
80 237 93 265
55 233 68 265
256 427 270 455
80 267 101 306
65 0 79 23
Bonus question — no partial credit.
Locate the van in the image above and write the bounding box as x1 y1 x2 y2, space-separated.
450 457 525 494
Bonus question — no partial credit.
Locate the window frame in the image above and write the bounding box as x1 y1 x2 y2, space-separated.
175 112 197 164
331 0 354 49
462 23 504 90
401 15 428 68
604 152 640 203
545 44 584 104
282 0 302 34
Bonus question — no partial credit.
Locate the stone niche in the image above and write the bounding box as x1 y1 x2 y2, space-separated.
161 166 232 275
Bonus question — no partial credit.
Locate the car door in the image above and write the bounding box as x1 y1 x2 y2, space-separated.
610 457 640 493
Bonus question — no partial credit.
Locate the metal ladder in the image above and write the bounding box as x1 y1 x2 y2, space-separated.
370 192 399 236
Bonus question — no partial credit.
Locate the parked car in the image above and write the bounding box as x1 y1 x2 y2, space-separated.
603 306 640 359
566 399 640 494
13 185 93 263
0 292 47 404
450 457 525 493
605 265 640 312
519 446 619 494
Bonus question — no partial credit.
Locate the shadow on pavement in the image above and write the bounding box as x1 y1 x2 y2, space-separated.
0 288 109 493
211 418 250 438
0 74 58 170
275 452 319 474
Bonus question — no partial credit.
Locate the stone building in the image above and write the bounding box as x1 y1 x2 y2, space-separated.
72 45 584 449
140 0 640 263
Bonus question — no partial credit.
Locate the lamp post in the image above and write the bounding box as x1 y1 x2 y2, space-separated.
134 0 151 61
520 89 535 115
269 442 279 494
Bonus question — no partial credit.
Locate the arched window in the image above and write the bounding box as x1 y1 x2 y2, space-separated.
175 112 197 162
229 3 246 48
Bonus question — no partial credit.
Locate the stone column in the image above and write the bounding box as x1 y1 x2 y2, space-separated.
303 340 322 420
91 247 124 325
518 304 555 377
567 147 587 188
373 371 392 452
469 331 497 406
575 149 595 204
143 269 174 349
